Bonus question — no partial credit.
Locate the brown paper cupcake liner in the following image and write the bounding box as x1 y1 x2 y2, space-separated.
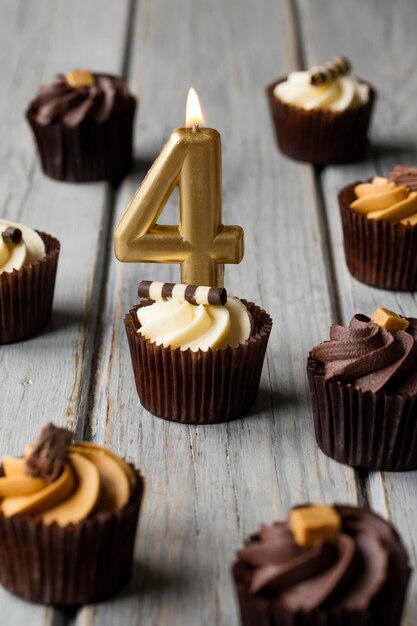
266 78 376 165
0 232 60 344
339 182 417 290
125 299 273 424
307 356 417 471
26 102 136 183
233 556 409 626
0 468 144 606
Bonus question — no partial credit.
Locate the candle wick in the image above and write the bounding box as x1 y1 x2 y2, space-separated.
192 123 199 131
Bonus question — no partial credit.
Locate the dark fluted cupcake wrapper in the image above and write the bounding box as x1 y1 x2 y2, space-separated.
339 182 417 290
0 232 60 344
266 78 376 165
307 356 417 471
125 300 273 425
0 468 144 606
232 558 409 626
26 100 136 183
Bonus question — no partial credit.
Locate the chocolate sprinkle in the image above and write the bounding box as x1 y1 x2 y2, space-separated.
1 227 22 244
26 423 73 484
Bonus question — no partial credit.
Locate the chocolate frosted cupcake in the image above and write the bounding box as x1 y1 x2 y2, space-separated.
267 57 376 164
307 308 417 470
0 219 60 343
233 504 410 626
339 167 417 290
0 423 143 605
26 69 136 182
124 280 273 424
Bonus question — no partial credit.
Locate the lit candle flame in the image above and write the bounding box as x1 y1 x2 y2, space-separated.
185 87 205 129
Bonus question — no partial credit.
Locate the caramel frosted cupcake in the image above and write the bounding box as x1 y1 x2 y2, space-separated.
0 219 60 343
339 167 417 290
233 504 410 626
0 423 144 605
266 56 376 164
307 308 417 470
26 70 136 182
125 280 273 424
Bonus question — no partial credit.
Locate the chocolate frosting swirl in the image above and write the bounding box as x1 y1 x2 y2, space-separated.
311 314 417 394
28 73 135 128
237 505 409 612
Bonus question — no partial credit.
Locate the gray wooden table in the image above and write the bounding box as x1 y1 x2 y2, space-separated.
1 0 416 624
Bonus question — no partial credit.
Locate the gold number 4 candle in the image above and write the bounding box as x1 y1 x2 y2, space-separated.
114 88 244 287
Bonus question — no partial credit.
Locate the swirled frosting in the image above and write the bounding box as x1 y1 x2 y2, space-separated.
274 72 369 112
0 219 45 274
0 427 136 527
137 295 252 351
311 314 417 394
236 505 409 612
350 175 417 225
28 73 135 128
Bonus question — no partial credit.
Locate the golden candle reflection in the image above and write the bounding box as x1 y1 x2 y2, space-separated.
114 89 244 287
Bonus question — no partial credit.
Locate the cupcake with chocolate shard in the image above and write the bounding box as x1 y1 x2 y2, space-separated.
266 56 376 164
0 423 144 605
0 219 60 343
339 166 417 289
307 307 417 470
26 69 136 182
233 504 410 626
125 280 272 424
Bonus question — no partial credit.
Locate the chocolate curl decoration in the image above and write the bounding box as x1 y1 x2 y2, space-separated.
310 56 351 86
138 280 227 306
26 423 73 485
1 227 22 244
388 166 417 192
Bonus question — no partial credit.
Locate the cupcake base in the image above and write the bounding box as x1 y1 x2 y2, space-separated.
26 103 136 183
307 356 417 471
125 299 273 425
266 79 376 165
0 232 60 344
339 182 417 290
0 469 144 606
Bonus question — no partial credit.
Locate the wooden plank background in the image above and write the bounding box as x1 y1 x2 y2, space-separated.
0 0 416 624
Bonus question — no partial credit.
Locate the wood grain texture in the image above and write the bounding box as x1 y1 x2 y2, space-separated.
0 0 130 623
297 0 417 623
75 0 358 625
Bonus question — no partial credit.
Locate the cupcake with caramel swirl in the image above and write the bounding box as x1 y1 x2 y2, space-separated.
26 69 136 182
339 166 417 290
233 504 410 626
307 308 417 470
0 423 144 605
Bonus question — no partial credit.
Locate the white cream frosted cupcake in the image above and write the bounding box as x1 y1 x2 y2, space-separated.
266 56 376 164
125 280 273 424
0 219 60 343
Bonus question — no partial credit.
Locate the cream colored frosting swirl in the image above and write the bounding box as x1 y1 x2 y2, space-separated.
0 442 135 527
137 296 252 351
0 219 45 274
274 71 369 111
